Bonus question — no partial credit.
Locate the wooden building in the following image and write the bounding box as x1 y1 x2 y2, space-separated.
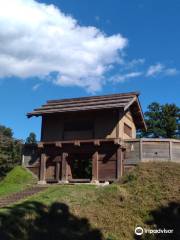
26 92 146 184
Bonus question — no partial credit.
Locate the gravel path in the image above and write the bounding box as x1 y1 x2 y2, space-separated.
0 186 47 208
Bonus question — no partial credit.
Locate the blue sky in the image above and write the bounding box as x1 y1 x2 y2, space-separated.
0 0 179 140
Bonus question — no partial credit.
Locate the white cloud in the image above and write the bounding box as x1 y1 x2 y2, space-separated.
146 63 178 77
0 0 127 92
111 61 179 83
111 71 143 83
124 58 145 70
164 68 178 76
32 83 41 91
146 63 164 76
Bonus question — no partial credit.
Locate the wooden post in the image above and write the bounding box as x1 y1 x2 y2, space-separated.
91 151 99 183
38 153 47 184
117 147 123 179
55 161 60 182
139 139 143 161
169 140 173 161
61 152 68 183
22 154 25 166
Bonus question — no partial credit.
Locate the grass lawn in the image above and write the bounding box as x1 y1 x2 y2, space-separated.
0 162 179 240
0 166 36 197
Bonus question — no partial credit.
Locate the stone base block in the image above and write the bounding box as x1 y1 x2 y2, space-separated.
60 180 69 184
90 180 100 184
103 181 109 186
38 180 47 185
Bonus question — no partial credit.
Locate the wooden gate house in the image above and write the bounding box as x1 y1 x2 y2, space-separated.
24 92 147 184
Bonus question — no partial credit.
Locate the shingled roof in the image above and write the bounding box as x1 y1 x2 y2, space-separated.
27 92 146 130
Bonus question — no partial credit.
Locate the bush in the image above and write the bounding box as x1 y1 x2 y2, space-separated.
122 171 138 183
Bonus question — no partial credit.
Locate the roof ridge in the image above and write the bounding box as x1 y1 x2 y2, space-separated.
46 91 140 103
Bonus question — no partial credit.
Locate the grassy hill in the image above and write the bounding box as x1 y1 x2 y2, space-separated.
0 162 179 240
0 166 36 197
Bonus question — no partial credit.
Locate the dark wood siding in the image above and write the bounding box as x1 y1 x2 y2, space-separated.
98 150 117 180
41 110 119 142
46 164 56 180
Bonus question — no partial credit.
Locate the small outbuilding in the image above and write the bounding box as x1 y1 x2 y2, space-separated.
26 92 146 184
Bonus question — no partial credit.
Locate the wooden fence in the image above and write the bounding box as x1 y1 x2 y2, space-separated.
124 138 180 170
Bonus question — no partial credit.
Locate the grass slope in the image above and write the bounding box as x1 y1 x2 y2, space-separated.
0 166 36 197
0 162 180 240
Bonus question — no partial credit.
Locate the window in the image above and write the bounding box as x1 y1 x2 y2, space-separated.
124 123 132 138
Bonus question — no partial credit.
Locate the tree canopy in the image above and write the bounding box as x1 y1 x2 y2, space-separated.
0 125 13 138
0 124 22 179
140 102 180 138
26 132 37 144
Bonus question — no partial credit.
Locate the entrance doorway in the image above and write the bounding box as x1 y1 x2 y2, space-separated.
69 153 92 180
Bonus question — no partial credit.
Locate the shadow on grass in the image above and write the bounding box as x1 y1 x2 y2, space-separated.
134 202 180 240
0 201 104 240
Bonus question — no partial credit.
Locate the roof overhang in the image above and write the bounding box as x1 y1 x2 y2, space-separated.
27 91 146 131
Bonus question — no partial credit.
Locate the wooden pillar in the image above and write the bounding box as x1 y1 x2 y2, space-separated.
169 140 173 161
117 147 123 179
22 154 25 166
55 161 61 182
92 151 99 183
61 152 69 183
38 153 47 184
67 162 72 180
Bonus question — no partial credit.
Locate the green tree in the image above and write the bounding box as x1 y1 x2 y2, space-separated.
26 132 37 144
0 125 13 138
141 102 180 138
0 125 22 178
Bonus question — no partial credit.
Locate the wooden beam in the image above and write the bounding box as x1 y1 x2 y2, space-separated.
124 96 136 111
69 179 90 183
92 151 98 182
39 153 46 184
